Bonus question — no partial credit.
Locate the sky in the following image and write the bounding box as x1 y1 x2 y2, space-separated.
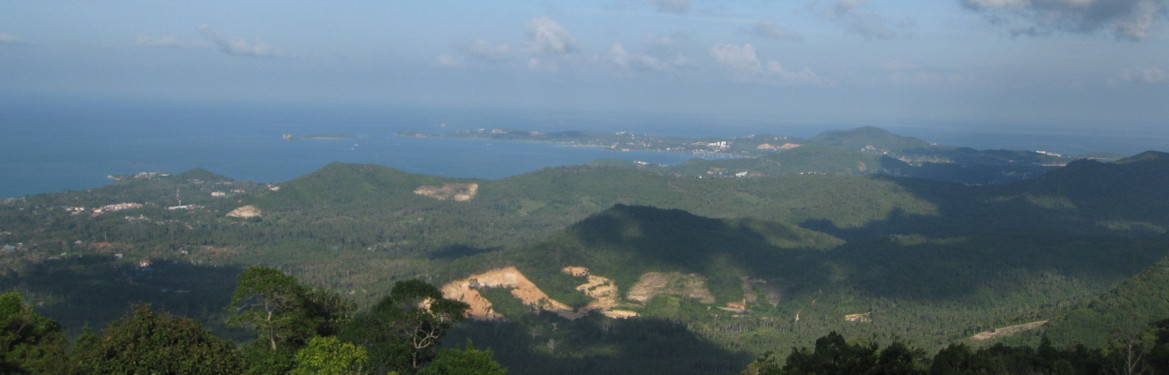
1 0 1167 133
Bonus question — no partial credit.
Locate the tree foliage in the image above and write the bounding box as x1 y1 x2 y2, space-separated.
0 291 69 374
72 304 243 375
227 266 352 353
739 325 1169 375
418 340 506 375
290 336 369 375
343 279 469 375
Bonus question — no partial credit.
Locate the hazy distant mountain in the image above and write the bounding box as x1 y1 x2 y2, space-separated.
807 126 934 153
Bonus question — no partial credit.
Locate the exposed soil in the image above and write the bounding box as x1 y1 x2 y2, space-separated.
970 320 1049 342
225 205 262 218
440 266 573 320
627 272 715 304
844 312 872 323
441 266 641 321
413 183 479 202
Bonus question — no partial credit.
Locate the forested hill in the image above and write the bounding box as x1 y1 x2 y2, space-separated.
806 126 934 152
1033 246 1169 347
262 162 475 208
2 147 1169 374
513 204 842 306
999 151 1169 225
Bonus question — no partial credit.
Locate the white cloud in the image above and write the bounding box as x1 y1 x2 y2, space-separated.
645 34 679 49
0 32 26 45
1118 66 1169 84
197 25 282 57
961 0 1168 41
607 43 666 71
136 35 192 48
643 32 694 58
766 61 823 84
649 0 690 14
436 54 462 67
710 43 763 74
527 57 561 72
750 20 803 41
527 16 576 55
710 43 822 84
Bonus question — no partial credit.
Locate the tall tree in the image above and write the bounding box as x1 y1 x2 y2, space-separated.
227 267 315 352
782 332 880 375
227 267 353 352
343 279 469 375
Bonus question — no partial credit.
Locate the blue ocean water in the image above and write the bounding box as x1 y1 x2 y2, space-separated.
2 96 1165 198
0 98 701 198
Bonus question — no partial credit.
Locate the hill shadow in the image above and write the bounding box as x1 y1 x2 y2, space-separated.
428 245 503 260
445 312 754 375
791 155 1169 301
0 255 247 339
523 204 836 302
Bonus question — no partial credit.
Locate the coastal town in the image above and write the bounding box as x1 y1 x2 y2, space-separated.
397 128 802 157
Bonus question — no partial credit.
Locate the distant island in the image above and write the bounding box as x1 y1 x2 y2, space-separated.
396 128 793 157
398 126 1122 185
281 133 355 141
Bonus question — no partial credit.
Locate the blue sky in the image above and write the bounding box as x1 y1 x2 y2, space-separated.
1 0 1167 133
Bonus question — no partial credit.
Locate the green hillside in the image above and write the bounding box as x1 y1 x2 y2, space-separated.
3 145 1169 374
515 204 840 305
1032 240 1169 347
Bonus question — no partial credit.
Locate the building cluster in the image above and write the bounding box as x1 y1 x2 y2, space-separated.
755 143 801 151
90 202 144 217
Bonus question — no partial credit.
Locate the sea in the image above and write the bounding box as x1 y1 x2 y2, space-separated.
2 96 1166 199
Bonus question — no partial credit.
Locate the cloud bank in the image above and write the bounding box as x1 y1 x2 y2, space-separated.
961 0 1168 40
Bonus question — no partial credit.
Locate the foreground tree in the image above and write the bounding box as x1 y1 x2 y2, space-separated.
343 279 469 375
782 332 884 374
227 266 353 374
0 291 69 374
418 340 507 375
72 304 242 375
290 336 369 375
228 267 314 352
740 351 784 375
1149 318 1169 374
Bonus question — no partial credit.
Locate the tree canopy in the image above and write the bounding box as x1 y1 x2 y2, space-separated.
72 304 243 375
